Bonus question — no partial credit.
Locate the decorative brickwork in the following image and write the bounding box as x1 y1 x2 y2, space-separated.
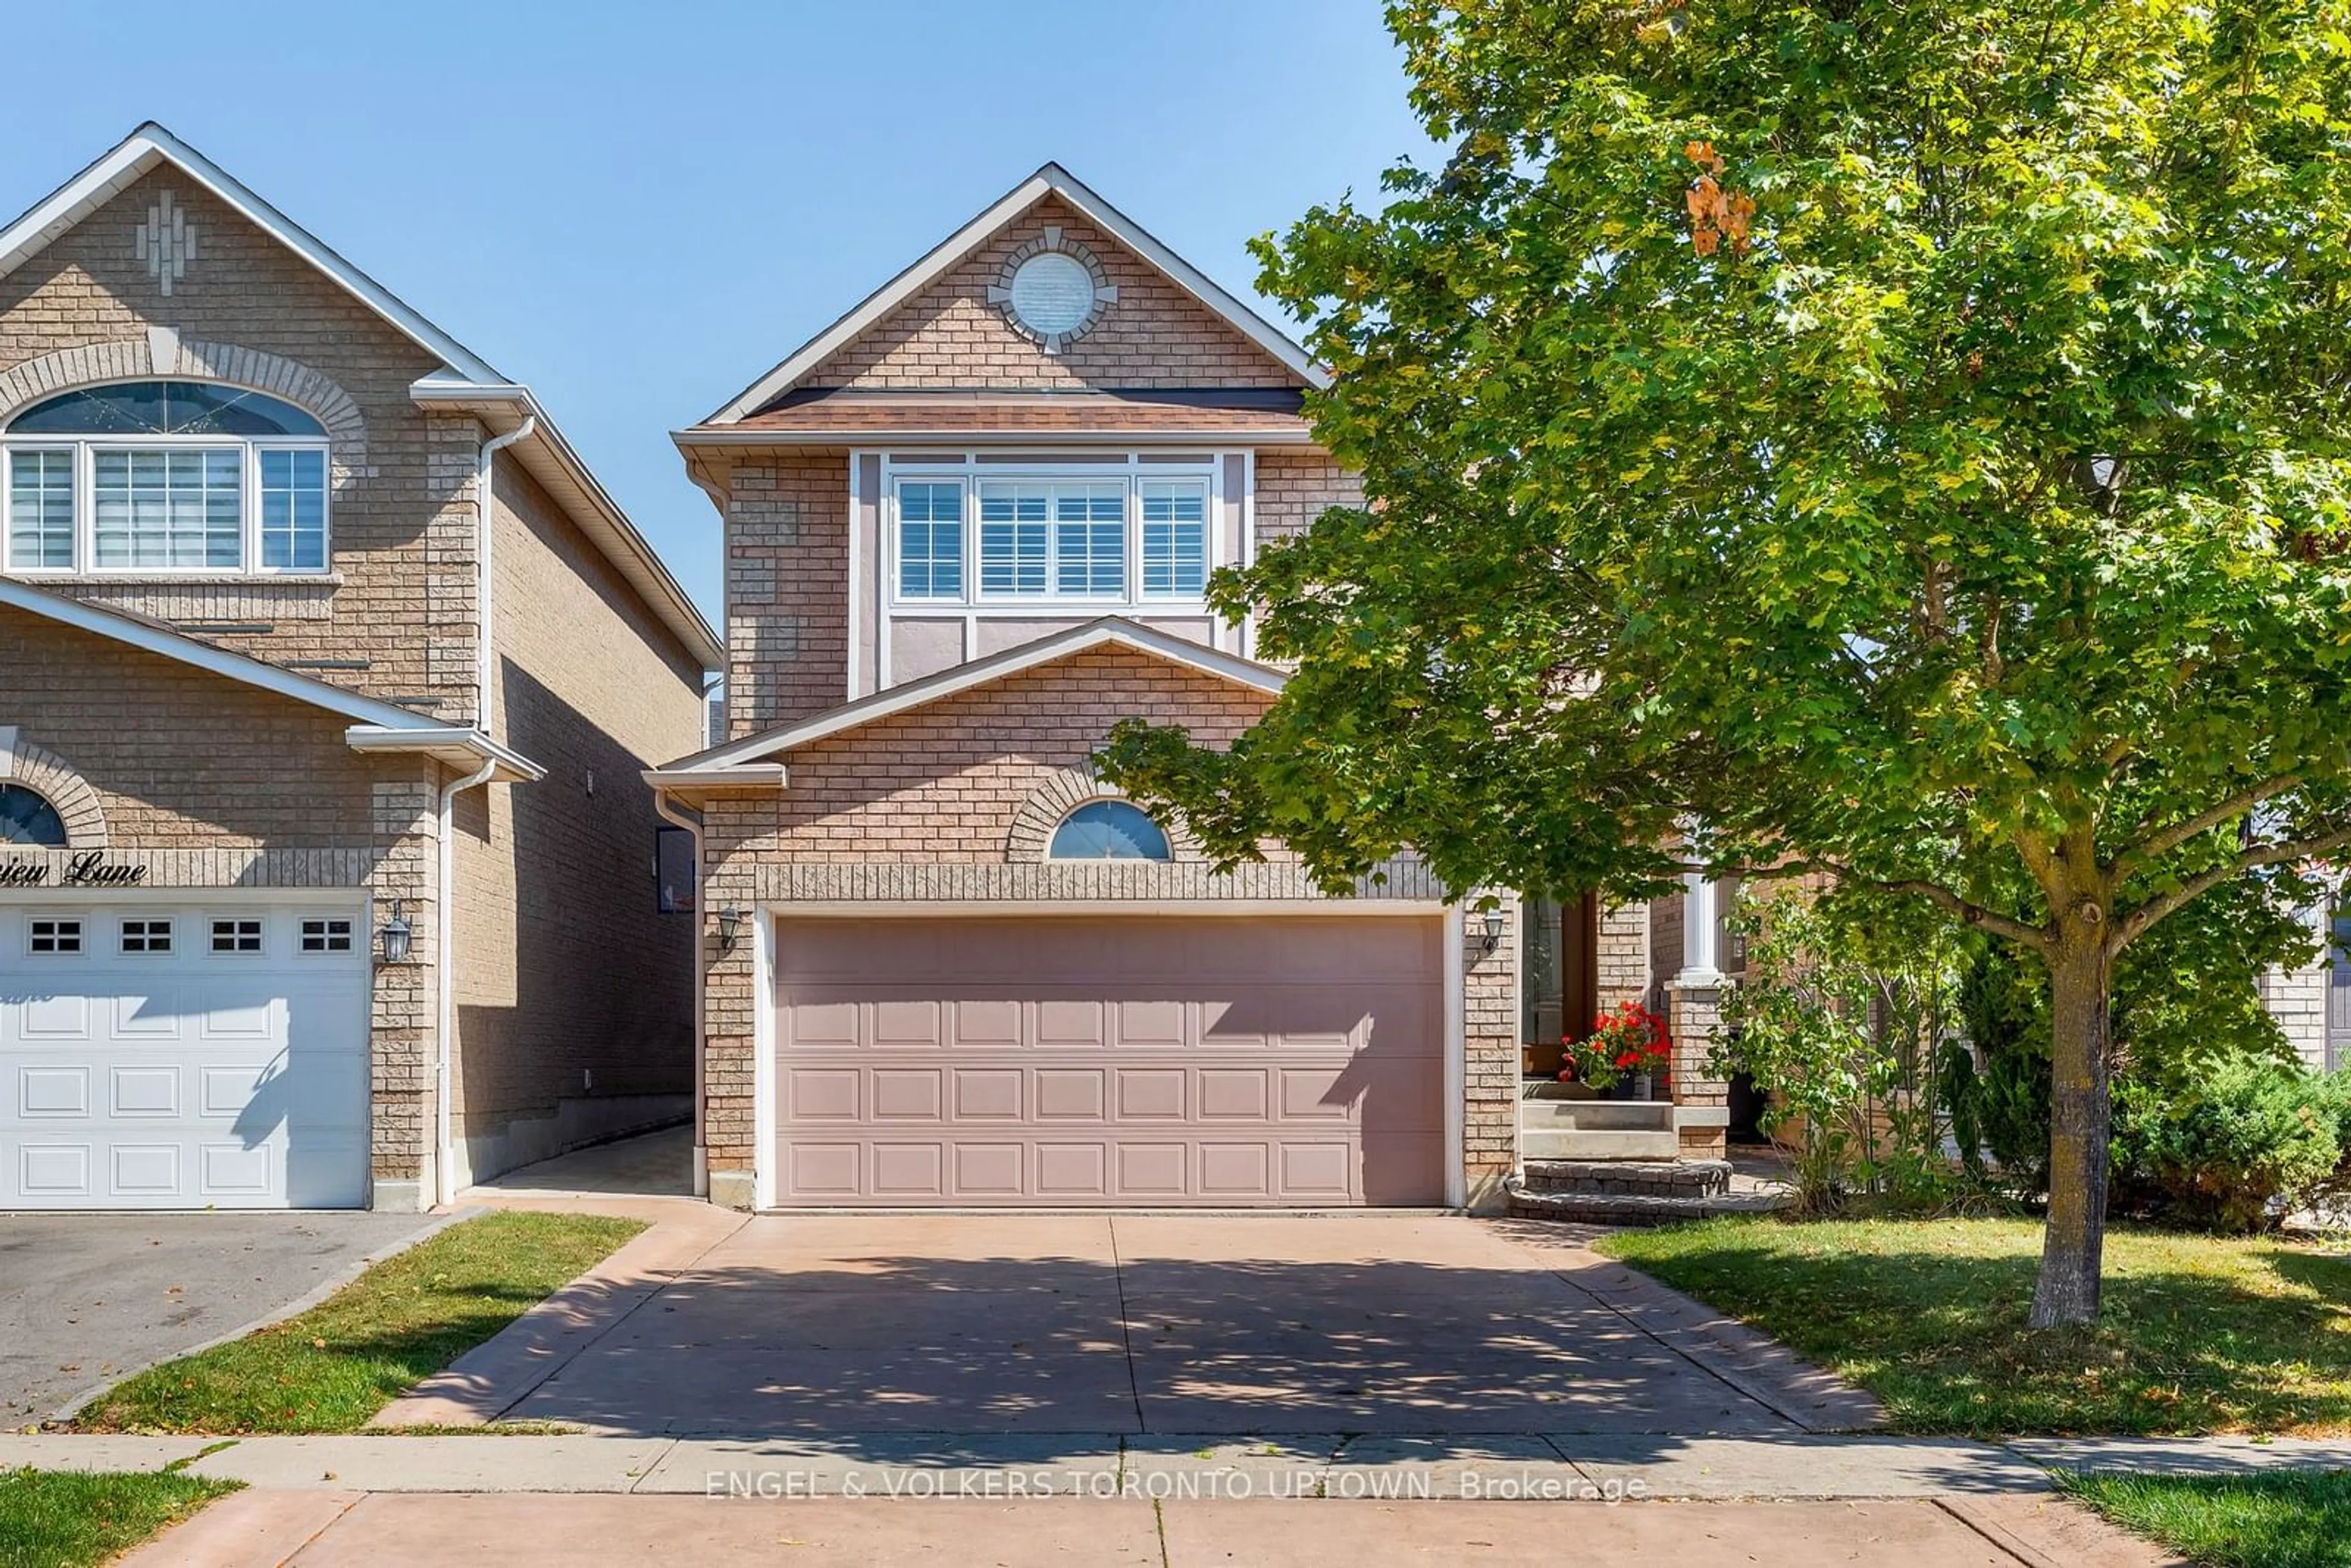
1002 762 1204 863
0 724 106 846
799 195 1302 394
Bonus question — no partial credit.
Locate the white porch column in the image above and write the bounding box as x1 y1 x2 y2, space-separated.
1678 867 1726 988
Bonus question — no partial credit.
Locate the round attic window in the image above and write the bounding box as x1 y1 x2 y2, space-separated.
1008 252 1097 337
991 228 1116 353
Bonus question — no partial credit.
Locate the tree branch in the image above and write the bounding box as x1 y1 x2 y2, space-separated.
2112 820 2351 953
1671 857 2054 952
2115 775 2303 879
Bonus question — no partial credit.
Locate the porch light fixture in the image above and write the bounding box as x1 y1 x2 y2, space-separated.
716 904 744 953
1480 909 1505 953
379 901 413 966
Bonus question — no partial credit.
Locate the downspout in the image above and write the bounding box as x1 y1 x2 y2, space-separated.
430 414 534 1209
651 787 710 1199
435 756 499 1206
476 415 536 723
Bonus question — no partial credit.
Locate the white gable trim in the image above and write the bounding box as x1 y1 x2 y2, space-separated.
657 617 1286 775
0 124 501 383
702 163 1328 426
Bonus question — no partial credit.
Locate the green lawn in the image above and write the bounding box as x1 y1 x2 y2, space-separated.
1597 1216 2351 1437
75 1210 641 1435
0 1469 238 1568
2056 1469 2351 1568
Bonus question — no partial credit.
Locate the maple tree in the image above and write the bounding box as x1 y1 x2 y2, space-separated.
1100 0 2351 1325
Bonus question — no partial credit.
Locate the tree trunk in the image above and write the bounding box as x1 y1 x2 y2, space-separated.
2030 934 2113 1329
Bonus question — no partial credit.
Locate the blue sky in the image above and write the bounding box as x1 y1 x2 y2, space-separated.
0 1 1433 623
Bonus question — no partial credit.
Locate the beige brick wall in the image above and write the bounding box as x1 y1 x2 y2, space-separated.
445 457 707 1179
721 454 847 736
694 645 1518 1212
0 167 483 724
1254 451 1364 542
800 195 1300 394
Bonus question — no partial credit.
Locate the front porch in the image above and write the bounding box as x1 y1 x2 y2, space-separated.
1508 875 1779 1221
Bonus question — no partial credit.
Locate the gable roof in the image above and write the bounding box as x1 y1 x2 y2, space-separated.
700 163 1329 427
0 576 541 782
654 617 1286 777
0 124 720 670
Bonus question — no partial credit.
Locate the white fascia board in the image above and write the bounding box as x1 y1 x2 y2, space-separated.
411 380 723 669
673 617 1287 772
0 574 441 732
0 124 503 383
345 724 546 783
640 763 789 790
672 427 1318 449
703 163 1326 426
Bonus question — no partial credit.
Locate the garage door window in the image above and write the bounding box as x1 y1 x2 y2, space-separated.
211 918 264 954
300 917 353 954
119 918 172 954
29 917 80 955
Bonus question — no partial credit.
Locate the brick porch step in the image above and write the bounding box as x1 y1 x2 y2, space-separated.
1517 1158 1732 1198
1502 1184 1791 1225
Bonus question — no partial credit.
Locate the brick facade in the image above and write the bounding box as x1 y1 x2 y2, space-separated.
801 195 1301 394
680 175 1531 1210
0 137 710 1208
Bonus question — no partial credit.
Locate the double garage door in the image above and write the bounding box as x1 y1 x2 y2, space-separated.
0 898 370 1209
773 915 1447 1207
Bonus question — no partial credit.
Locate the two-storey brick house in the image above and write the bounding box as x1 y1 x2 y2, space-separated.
651 166 1739 1213
0 126 721 1210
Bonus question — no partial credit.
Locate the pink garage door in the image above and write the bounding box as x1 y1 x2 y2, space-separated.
772 915 1445 1206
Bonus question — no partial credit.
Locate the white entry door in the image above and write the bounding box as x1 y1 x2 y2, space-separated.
0 898 370 1209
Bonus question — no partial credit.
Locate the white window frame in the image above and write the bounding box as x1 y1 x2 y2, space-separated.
118 917 173 955
881 453 1221 617
209 915 266 956
2 429 331 579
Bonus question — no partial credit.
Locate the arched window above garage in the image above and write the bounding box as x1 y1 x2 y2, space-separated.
0 782 68 847
3 380 331 576
1048 799 1172 861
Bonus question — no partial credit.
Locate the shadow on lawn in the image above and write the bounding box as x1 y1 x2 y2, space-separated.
1613 1225 2351 1437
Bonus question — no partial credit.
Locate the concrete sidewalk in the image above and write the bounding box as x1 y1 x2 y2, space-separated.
116 1491 2179 1567
0 1430 2056 1498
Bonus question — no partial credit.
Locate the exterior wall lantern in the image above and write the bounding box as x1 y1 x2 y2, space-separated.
380 900 413 966
716 904 744 953
1479 908 1505 954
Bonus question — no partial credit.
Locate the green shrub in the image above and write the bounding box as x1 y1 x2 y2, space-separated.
2109 1058 2342 1232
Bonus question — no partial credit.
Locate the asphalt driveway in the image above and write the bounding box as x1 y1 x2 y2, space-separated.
498 1214 1811 1441
0 1210 440 1428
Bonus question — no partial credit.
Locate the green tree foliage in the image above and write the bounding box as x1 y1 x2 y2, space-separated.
1101 0 2351 1324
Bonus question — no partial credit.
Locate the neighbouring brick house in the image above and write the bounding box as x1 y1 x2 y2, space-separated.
0 125 721 1210
650 165 1739 1214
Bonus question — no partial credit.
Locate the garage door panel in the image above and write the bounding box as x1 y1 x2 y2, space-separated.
773 917 1446 1207
872 1068 942 1119
1 900 368 1209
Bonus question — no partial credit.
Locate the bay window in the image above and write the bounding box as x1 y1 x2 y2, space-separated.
891 460 1215 608
1 380 331 576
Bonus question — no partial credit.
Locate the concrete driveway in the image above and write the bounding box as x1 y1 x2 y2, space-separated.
0 1210 441 1428
493 1214 1815 1441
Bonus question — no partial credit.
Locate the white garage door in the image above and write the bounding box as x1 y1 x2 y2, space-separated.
0 898 370 1209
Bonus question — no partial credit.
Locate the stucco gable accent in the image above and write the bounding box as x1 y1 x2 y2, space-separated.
0 724 107 847
1005 762 1205 864
700 163 1327 425
659 617 1286 774
0 336 368 468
